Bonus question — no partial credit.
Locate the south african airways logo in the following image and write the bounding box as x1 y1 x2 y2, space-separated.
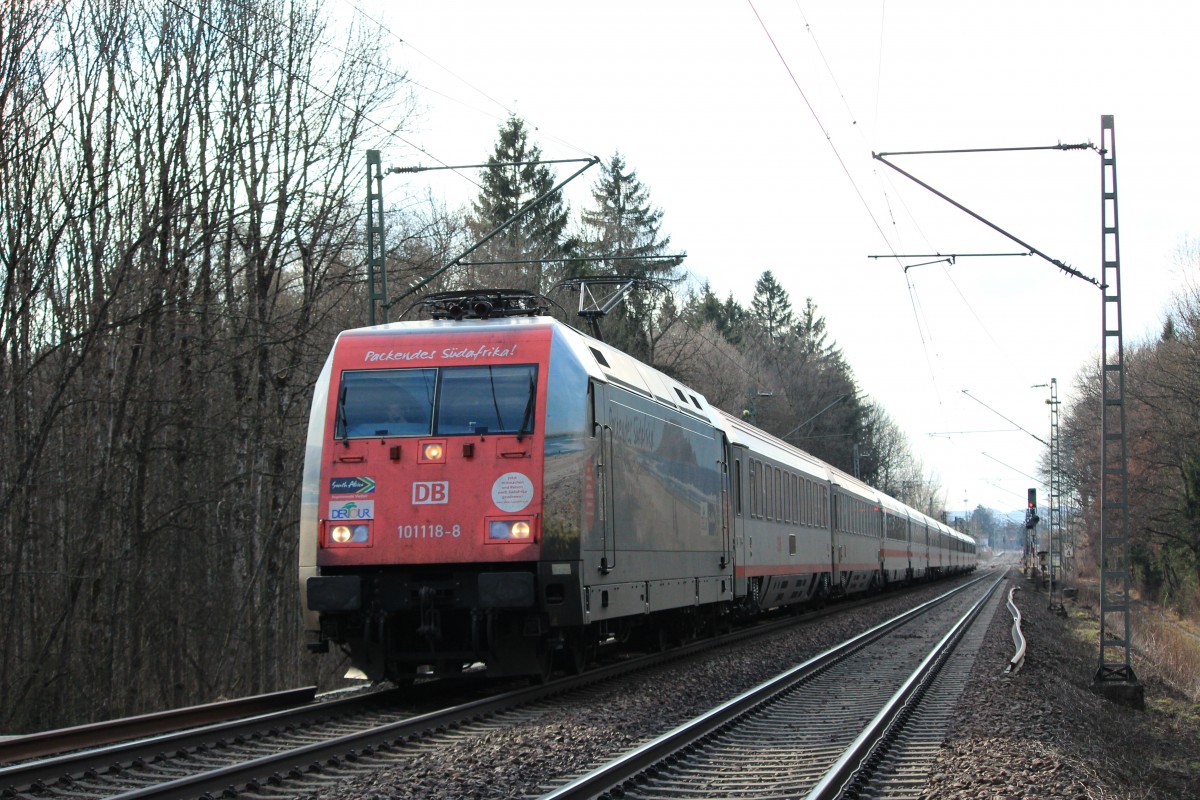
330 477 376 495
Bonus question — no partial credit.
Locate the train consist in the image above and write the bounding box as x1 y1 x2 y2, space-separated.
299 292 976 681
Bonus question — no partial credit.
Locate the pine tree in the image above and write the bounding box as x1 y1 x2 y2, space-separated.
684 282 745 345
467 115 571 293
720 294 748 345
577 151 684 357
793 296 839 361
750 270 794 346
579 152 682 279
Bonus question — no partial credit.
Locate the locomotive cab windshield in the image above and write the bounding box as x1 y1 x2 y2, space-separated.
334 363 538 439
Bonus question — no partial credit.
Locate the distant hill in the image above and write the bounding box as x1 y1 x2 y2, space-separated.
946 508 1028 526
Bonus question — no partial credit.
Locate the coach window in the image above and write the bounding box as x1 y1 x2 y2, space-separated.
774 468 782 521
337 368 436 438
763 467 770 519
588 381 596 436
781 474 788 523
782 472 789 523
735 458 743 515
436 364 538 435
764 465 774 521
793 474 800 525
749 460 757 518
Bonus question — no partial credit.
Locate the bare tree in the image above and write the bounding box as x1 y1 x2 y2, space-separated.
655 318 756 413
0 0 414 731
1060 271 1200 610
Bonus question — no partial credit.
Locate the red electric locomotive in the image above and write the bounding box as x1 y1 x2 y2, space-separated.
299 291 975 683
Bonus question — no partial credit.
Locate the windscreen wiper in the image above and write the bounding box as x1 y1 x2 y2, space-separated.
336 381 349 446
516 373 536 442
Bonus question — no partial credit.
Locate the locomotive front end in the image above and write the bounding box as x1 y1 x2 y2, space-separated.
300 317 575 681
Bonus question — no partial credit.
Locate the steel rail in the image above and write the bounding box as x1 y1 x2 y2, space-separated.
539 573 993 800
805 572 1006 799
0 687 316 766
97 624 799 799
0 686 384 792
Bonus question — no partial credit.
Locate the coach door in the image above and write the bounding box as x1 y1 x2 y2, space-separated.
905 513 914 579
830 484 844 588
725 443 745 593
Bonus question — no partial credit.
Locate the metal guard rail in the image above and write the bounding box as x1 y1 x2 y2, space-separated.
1005 585 1026 674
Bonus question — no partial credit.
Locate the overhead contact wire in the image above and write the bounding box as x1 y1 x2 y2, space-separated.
337 0 596 160
746 0 895 256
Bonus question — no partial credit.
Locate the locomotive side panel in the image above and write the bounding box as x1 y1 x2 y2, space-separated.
536 330 593 628
300 351 336 634
584 382 727 619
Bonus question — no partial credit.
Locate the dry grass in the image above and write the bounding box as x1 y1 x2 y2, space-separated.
1071 580 1200 701
1130 605 1200 701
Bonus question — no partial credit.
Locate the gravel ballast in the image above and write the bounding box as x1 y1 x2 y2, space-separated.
307 570 1200 799
923 576 1200 799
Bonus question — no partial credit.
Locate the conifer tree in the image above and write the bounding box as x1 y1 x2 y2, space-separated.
793 296 840 362
579 152 682 279
577 152 683 357
749 270 794 346
467 115 571 293
687 282 745 345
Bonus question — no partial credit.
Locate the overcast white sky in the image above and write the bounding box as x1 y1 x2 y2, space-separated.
352 0 1200 515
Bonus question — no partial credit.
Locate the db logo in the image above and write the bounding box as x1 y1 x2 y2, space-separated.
412 481 449 505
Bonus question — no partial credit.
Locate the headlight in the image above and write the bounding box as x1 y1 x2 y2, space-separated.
328 523 370 545
419 440 446 463
488 519 533 540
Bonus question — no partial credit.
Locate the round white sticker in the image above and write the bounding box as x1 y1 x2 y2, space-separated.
492 472 534 512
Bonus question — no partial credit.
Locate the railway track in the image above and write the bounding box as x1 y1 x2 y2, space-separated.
0 605 846 800
0 688 317 765
0 685 416 800
0 577 984 799
541 572 1005 799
